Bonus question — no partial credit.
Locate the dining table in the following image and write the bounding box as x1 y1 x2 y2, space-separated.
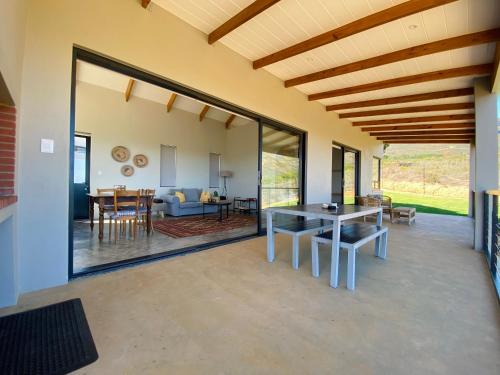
266 204 383 288
87 192 154 241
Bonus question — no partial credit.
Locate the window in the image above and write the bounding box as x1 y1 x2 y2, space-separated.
160 145 176 187
373 157 381 190
209 153 220 188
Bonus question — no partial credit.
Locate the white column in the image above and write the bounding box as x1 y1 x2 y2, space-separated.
473 77 498 250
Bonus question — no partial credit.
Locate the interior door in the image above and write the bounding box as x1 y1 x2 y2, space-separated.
73 135 91 219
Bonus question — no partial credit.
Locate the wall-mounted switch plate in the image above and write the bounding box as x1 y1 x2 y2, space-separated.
41 139 54 153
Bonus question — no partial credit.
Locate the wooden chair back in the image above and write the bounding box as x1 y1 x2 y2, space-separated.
114 185 126 190
97 188 116 194
113 189 140 216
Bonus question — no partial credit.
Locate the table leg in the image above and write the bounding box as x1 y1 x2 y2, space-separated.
146 196 152 235
292 235 299 270
89 197 94 231
376 209 382 226
330 220 341 288
266 210 275 262
98 198 104 241
202 204 205 218
347 248 356 290
226 204 229 219
219 205 223 221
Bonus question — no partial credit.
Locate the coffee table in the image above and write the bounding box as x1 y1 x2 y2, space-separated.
202 200 232 221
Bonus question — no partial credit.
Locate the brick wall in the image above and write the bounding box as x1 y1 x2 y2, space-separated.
0 104 16 198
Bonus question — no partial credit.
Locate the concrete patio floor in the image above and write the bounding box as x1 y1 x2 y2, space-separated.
1 213 499 374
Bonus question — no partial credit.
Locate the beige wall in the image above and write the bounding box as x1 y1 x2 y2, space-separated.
77 81 228 195
17 0 383 293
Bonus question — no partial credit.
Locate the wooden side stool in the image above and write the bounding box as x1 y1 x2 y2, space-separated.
392 206 416 225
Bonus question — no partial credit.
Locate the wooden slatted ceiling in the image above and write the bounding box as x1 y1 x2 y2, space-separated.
225 114 236 129
166 93 177 112
252 0 457 69
285 28 500 87
353 114 475 126
308 64 492 101
208 0 281 44
199 105 210 122
377 134 473 140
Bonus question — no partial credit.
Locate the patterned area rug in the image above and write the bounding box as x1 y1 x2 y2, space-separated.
153 214 257 238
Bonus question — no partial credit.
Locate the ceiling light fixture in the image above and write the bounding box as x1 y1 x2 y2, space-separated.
408 24 418 30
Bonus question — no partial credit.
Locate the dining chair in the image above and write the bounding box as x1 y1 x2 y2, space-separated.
139 189 155 233
113 185 126 190
109 189 140 242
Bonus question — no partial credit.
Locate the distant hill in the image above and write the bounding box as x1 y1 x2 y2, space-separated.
382 144 470 198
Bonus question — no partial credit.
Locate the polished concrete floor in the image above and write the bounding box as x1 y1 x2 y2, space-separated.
3 213 500 374
73 213 258 272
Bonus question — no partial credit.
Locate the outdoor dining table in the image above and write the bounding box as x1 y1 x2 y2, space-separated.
87 192 153 241
266 204 383 288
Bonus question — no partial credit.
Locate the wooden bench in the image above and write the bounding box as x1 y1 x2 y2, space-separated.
311 223 388 290
272 218 333 269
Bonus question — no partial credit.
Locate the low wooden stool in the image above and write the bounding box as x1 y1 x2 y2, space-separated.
392 206 416 225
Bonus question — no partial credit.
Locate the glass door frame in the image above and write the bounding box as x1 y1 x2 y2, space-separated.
257 121 307 234
332 142 361 204
69 46 307 278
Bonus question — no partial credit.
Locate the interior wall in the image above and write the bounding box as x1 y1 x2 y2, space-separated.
17 0 383 293
76 81 230 195
224 124 259 202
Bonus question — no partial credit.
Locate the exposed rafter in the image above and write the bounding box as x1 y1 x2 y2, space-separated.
339 103 474 118
385 140 471 144
285 28 500 87
377 135 473 141
252 0 456 69
166 93 177 112
325 88 473 111
225 114 236 129
360 122 475 132
353 114 475 126
208 0 280 44
141 0 151 9
370 129 475 137
199 105 210 122
125 79 135 102
309 64 492 101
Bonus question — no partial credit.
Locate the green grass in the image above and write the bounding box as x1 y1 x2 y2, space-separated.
384 190 468 216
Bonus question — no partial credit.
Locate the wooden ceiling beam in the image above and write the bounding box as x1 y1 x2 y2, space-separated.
199 105 210 122
339 102 473 118
208 0 280 44
252 0 456 69
377 135 473 141
309 64 492 101
166 93 177 112
384 140 471 144
141 0 151 9
125 79 135 102
225 114 236 129
353 114 475 126
370 129 475 136
360 122 475 132
326 88 473 111
286 28 500 87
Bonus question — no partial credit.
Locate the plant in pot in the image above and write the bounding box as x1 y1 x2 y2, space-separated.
212 190 219 202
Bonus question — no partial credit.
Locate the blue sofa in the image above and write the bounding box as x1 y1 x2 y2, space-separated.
162 188 217 217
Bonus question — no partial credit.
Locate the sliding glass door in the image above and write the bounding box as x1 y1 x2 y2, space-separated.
260 124 304 229
331 143 360 204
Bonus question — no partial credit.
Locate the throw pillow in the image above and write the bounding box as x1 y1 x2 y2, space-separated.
200 191 211 203
175 191 186 203
183 188 201 202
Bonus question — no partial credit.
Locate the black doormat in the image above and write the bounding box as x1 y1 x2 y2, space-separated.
0 298 98 375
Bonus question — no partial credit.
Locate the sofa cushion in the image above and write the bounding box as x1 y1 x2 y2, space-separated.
183 188 201 202
175 191 186 203
180 202 202 209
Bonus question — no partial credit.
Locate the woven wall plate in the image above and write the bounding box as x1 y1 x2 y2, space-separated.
121 165 134 177
133 154 148 168
111 146 130 162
